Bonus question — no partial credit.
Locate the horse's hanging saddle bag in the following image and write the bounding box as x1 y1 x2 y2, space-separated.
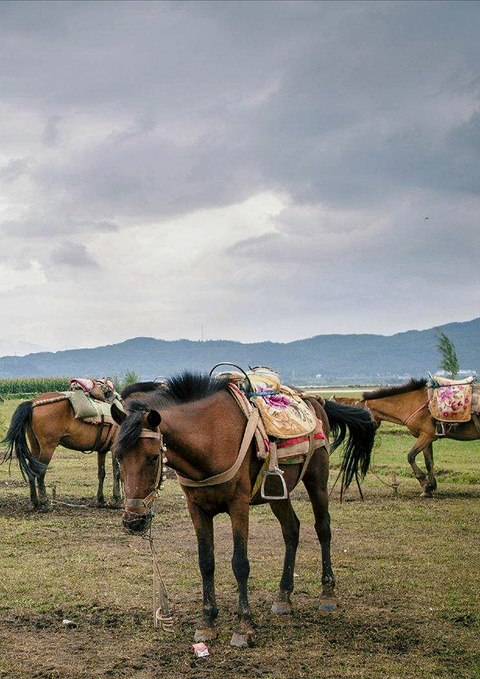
427 374 476 423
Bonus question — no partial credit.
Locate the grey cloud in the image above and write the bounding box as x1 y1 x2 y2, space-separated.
42 115 63 147
0 158 31 183
50 241 99 269
3 1 480 222
1 1 480 346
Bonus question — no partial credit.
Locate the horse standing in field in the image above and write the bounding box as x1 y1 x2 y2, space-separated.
359 379 480 497
2 388 122 510
111 372 376 647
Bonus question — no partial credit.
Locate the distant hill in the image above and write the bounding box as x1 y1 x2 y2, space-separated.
0 317 478 385
0 340 50 357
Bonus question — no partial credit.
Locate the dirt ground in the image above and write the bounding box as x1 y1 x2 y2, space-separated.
1 458 479 679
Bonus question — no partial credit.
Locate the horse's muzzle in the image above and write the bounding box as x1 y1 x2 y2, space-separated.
122 509 153 535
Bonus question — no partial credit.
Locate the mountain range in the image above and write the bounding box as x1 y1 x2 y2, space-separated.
0 317 478 385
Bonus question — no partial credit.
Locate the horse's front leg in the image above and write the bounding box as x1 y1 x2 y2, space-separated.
229 497 254 647
186 499 218 642
407 433 435 497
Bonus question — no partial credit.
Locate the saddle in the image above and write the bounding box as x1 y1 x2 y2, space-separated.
222 366 326 500
227 367 317 439
70 377 118 403
66 377 120 424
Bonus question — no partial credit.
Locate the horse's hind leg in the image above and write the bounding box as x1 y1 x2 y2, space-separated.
112 454 122 507
268 498 300 615
96 450 107 507
26 429 51 511
302 449 337 610
422 443 437 496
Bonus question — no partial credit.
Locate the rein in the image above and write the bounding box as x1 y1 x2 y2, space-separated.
403 401 429 425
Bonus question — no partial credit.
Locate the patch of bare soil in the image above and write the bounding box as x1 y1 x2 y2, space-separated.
1 487 479 679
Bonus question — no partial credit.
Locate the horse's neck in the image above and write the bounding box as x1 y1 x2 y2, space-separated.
160 391 243 480
366 389 427 425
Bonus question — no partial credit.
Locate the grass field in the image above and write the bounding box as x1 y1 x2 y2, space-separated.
1 396 480 679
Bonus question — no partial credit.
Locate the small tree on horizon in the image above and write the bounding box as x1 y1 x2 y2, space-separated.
115 370 141 392
436 329 459 378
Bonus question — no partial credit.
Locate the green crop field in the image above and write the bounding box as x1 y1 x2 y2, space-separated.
0 397 479 679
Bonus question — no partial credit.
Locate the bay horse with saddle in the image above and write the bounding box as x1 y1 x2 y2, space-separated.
2 377 122 510
355 375 480 497
112 366 376 647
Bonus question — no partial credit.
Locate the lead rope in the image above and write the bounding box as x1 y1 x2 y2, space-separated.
144 526 174 632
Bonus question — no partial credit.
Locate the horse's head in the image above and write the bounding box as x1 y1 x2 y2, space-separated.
111 402 165 535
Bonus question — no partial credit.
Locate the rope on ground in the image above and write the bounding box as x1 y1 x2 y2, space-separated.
144 527 174 633
329 465 400 497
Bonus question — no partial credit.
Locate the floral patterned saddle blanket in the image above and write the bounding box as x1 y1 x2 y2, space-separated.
227 367 318 439
428 375 480 423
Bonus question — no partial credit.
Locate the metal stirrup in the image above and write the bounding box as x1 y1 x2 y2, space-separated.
260 441 288 500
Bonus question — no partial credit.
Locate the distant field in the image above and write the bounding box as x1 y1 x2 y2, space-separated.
1 397 479 678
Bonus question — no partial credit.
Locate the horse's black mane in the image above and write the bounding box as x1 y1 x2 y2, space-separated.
121 382 162 399
363 377 427 401
121 372 230 406
162 371 230 404
114 372 230 458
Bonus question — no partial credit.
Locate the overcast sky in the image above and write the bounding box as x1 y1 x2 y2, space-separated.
1 0 479 353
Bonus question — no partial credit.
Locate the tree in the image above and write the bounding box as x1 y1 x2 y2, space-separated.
115 370 141 392
436 329 459 378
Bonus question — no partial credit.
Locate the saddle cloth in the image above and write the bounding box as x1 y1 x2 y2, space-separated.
428 375 478 423
228 367 317 439
63 389 117 425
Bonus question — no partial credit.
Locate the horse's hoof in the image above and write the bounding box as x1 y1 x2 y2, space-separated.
420 492 434 499
319 597 338 613
271 600 292 615
194 627 217 643
230 630 254 648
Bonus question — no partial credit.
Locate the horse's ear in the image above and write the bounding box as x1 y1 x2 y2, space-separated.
147 409 161 428
111 402 126 424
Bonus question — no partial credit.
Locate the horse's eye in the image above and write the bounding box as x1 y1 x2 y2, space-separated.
149 454 160 464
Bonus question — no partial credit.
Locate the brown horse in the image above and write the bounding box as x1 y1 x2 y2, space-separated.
111 373 376 647
2 393 121 510
361 379 480 497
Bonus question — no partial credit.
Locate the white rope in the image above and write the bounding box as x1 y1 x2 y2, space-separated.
144 528 174 632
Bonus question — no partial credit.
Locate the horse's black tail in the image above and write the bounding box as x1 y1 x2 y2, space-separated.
323 398 376 499
1 401 46 481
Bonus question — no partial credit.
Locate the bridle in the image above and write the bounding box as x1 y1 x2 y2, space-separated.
123 428 167 515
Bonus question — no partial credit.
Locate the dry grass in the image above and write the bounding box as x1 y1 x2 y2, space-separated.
1 399 479 679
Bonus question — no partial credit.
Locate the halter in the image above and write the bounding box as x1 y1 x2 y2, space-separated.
123 429 167 512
